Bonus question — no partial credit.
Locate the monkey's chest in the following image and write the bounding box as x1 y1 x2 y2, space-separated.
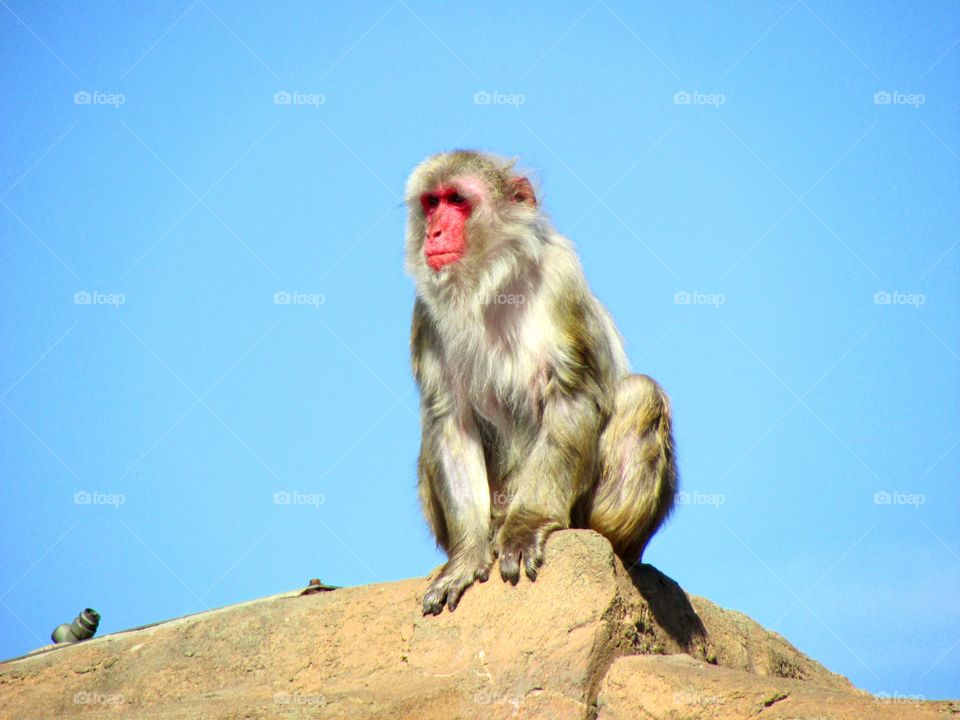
449 319 550 430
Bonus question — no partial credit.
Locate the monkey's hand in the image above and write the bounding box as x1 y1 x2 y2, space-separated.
495 513 564 585
422 549 494 615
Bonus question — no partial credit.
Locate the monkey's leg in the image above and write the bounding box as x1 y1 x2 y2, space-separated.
420 414 495 615
495 392 602 584
590 374 677 565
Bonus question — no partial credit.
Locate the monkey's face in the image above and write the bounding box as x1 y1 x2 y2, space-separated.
419 183 476 272
405 152 540 293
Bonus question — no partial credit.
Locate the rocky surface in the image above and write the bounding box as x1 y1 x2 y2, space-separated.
0 530 953 719
597 654 956 719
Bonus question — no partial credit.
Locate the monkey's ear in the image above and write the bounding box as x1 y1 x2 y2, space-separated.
509 177 538 208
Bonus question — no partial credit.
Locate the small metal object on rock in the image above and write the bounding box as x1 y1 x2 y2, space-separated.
300 578 339 595
51 608 100 644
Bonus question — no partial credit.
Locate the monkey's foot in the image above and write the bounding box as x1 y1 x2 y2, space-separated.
422 554 493 616
495 517 562 585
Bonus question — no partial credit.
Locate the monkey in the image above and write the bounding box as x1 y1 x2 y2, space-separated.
405 151 677 616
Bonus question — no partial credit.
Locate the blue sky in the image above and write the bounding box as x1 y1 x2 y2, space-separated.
1 0 957 700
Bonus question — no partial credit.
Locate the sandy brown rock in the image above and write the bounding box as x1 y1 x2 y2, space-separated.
597 654 957 720
0 530 948 719
622 561 853 691
0 532 618 719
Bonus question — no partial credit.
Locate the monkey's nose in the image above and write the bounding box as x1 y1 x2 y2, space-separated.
431 230 442 238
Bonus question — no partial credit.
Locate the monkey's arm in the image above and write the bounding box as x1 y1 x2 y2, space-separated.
496 388 603 583
413 301 494 614
496 296 614 583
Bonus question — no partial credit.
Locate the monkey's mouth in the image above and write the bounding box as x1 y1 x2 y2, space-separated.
426 252 463 271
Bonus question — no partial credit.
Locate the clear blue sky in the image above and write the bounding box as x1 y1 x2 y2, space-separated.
1 0 957 700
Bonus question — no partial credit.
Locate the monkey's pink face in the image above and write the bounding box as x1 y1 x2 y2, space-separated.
420 184 475 271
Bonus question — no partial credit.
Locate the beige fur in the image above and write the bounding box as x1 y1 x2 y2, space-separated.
407 151 677 615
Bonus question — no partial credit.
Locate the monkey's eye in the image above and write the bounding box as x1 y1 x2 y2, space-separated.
448 192 466 204
426 195 439 207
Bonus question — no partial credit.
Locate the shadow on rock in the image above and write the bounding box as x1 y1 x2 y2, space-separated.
628 563 712 659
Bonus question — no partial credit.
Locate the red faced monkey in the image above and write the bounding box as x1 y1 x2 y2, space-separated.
406 151 677 615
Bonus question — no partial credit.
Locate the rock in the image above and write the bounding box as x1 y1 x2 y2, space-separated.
623 560 852 690
597 654 957 719
0 530 952 719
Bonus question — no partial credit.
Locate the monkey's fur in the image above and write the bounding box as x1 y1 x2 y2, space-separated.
406 151 677 615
